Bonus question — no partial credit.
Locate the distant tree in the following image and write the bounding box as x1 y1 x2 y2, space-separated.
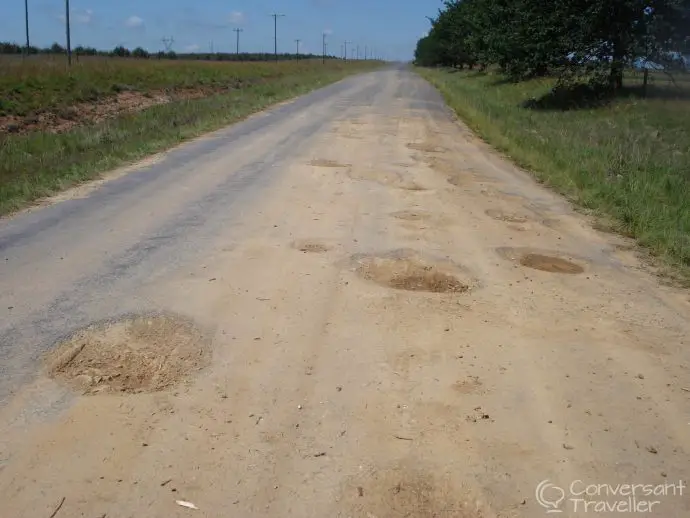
131 47 149 58
50 42 65 54
112 45 131 57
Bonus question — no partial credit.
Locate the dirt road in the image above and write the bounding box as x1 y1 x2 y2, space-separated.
1 67 689 517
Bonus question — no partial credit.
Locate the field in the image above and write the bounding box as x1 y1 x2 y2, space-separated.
0 56 380 214
418 67 690 281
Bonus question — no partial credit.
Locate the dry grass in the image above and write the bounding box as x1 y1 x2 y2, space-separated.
419 67 690 280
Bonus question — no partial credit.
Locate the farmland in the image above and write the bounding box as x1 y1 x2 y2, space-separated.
0 56 380 214
419 67 690 280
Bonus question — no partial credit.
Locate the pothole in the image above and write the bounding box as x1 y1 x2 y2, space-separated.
497 247 585 274
309 159 350 168
485 209 528 223
351 249 474 293
446 175 465 187
390 210 431 221
407 142 446 153
399 182 428 191
45 313 211 395
292 239 331 253
521 253 584 274
337 461 487 518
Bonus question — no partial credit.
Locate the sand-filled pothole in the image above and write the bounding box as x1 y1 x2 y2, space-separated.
390 210 432 221
496 247 585 274
309 159 350 168
485 209 529 223
46 313 211 395
351 249 474 293
292 239 331 253
407 142 446 153
521 253 584 274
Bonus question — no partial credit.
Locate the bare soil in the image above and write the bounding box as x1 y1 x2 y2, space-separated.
0 86 228 136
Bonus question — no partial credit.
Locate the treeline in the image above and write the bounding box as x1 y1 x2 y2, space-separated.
0 41 338 62
415 0 690 89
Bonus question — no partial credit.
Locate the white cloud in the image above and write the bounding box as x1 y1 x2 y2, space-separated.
185 44 200 52
229 11 245 25
125 15 144 28
58 9 93 25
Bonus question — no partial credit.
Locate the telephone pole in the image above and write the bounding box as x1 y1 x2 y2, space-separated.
270 13 285 62
65 0 72 65
343 40 351 62
364 45 368 60
24 0 30 54
322 32 327 64
295 39 301 61
356 44 360 60
233 28 243 56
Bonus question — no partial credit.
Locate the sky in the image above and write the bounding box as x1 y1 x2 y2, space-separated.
1 0 441 61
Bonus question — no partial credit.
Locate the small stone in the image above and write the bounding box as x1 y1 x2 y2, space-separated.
637 373 645 379
563 443 574 450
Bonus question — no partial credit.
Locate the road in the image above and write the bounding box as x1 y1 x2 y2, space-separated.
0 67 689 517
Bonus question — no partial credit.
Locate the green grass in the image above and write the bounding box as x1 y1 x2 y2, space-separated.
0 58 380 215
0 56 336 116
417 67 690 280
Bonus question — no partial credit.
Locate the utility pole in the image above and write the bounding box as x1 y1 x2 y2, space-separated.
365 45 368 60
65 0 72 65
270 13 285 62
233 28 243 56
161 36 174 52
356 44 360 60
322 32 327 64
24 0 30 55
295 39 301 61
343 40 351 62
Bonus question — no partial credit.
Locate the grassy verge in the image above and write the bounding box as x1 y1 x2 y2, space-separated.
417 67 690 281
0 60 380 215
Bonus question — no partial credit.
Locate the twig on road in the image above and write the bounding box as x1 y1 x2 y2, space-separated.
48 497 66 518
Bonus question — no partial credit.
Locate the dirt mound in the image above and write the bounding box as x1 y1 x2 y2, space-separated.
485 209 528 223
46 314 211 395
496 247 585 275
309 159 350 168
351 249 473 293
521 253 584 274
292 240 331 253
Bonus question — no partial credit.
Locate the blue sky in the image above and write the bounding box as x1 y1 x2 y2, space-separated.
1 0 440 60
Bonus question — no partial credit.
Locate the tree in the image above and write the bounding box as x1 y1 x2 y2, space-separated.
415 0 690 89
112 45 131 57
132 47 149 58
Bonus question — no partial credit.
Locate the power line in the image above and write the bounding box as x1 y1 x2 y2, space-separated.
233 28 243 55
270 13 286 62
